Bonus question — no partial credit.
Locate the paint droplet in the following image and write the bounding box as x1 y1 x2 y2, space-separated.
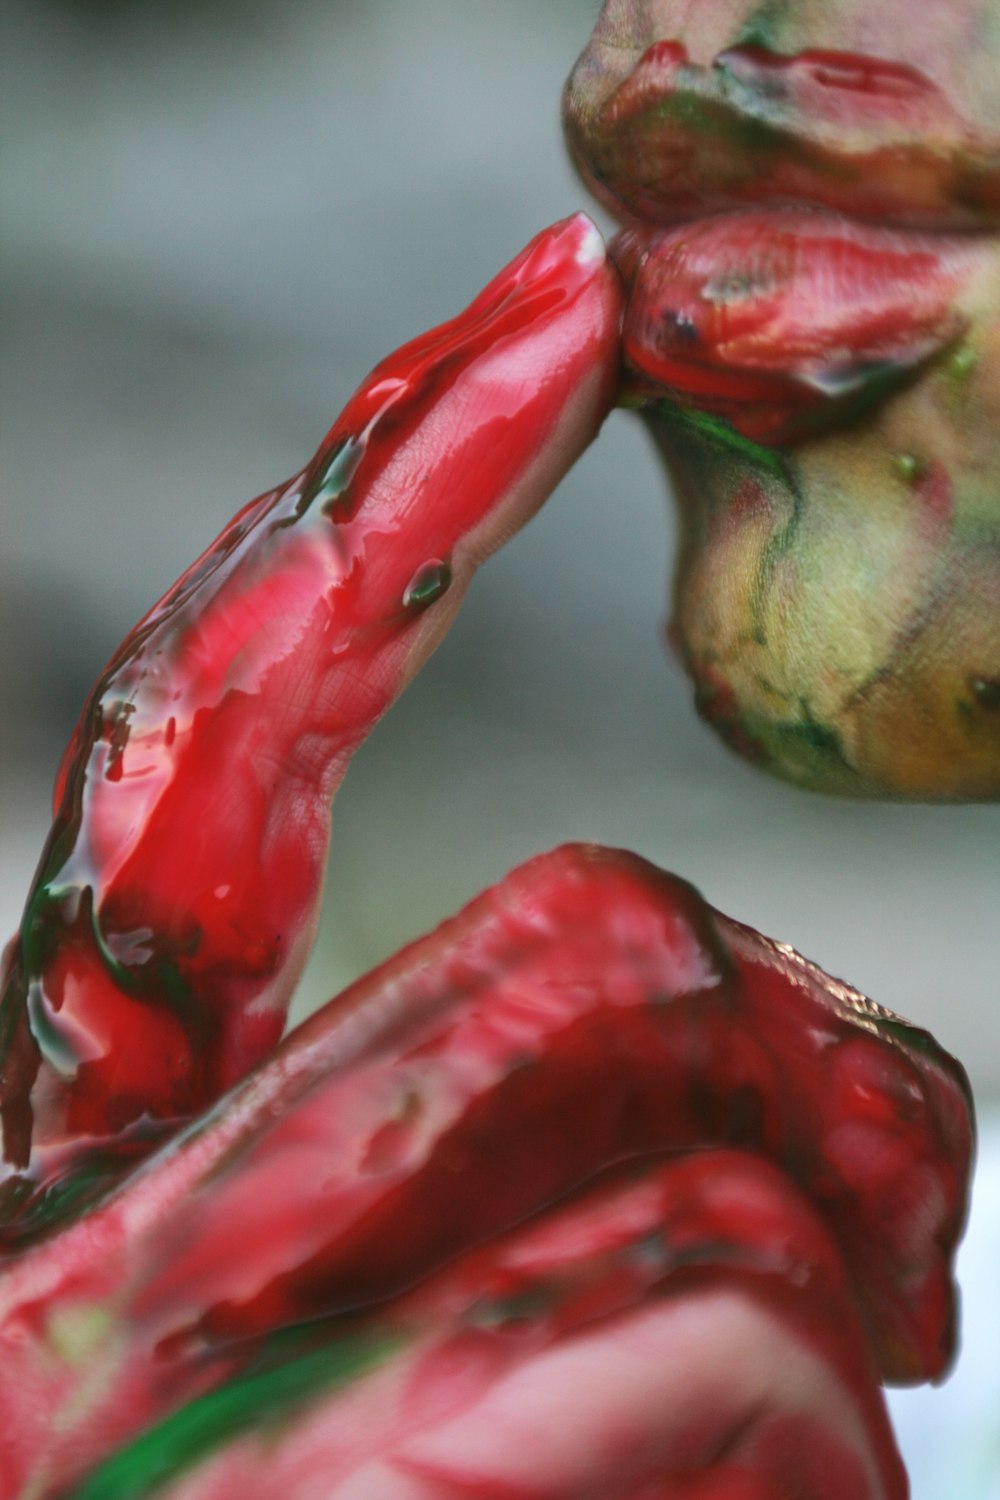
403 559 451 612
892 453 927 485
949 346 977 382
970 676 1000 711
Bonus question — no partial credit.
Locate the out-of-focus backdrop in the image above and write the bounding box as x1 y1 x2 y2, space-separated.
1 3 997 1495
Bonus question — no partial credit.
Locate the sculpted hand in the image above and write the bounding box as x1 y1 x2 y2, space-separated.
0 213 972 1500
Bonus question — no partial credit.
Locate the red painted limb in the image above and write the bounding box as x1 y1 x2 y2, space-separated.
0 215 623 1184
0 846 970 1493
61 1154 905 1500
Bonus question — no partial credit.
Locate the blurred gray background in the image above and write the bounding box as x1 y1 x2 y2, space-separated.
1 3 998 1494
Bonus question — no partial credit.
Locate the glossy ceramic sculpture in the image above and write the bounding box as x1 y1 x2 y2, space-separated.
566 0 1000 798
0 9 984 1499
0 218 621 1186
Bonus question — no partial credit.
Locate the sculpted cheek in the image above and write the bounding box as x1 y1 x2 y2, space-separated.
568 2 1000 800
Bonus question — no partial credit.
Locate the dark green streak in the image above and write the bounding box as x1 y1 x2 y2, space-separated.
641 399 791 481
293 437 365 522
971 676 1000 711
777 711 848 765
69 1328 401 1500
403 559 451 611
876 1019 975 1103
733 0 794 51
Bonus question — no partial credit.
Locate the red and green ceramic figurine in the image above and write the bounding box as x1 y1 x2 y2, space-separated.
566 0 1000 798
0 2 989 1496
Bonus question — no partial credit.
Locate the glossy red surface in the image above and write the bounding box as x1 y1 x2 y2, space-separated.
0 10 985 1493
0 215 622 1187
118 845 964 1384
614 214 975 442
0 846 970 1495
93 1157 904 1497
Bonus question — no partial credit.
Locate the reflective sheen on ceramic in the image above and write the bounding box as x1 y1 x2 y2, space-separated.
0 846 970 1497
0 216 622 1185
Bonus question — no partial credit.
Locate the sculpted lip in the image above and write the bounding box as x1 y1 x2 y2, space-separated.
564 40 1000 230
612 211 980 444
564 40 997 442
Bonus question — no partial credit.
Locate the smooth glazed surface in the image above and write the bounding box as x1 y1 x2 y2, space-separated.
0 215 622 1189
1 846 969 1498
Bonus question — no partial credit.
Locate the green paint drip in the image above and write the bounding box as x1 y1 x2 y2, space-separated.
642 400 791 480
69 1328 401 1500
778 711 849 765
970 676 1000 711
295 437 365 521
949 346 978 383
893 453 928 486
316 439 364 512
734 0 794 52
735 704 866 797
876 1018 975 1104
403 559 451 611
643 90 796 166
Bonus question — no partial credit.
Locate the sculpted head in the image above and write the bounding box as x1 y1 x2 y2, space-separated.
566 0 1000 798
